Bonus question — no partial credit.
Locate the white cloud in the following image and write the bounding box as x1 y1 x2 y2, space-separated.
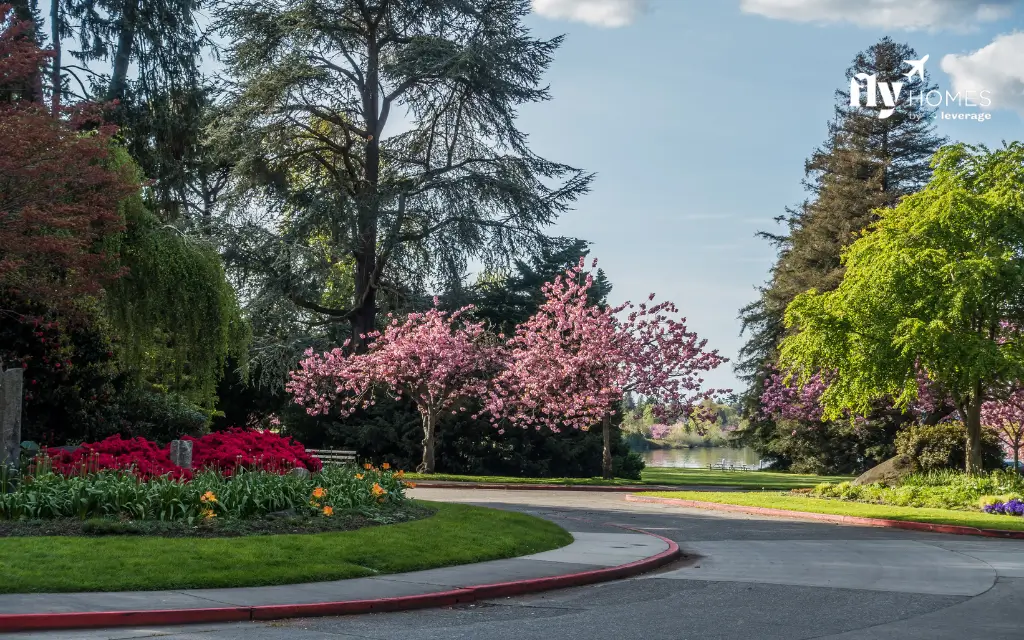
531 0 648 27
942 32 1024 115
740 0 1019 30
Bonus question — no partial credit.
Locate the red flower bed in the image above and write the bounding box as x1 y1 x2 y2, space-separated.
41 429 321 480
184 428 322 476
46 435 182 479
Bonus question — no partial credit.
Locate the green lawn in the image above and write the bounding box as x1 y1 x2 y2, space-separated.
0 501 571 593
408 468 852 490
641 490 1024 532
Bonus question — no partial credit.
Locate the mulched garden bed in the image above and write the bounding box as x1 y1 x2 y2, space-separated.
0 502 434 538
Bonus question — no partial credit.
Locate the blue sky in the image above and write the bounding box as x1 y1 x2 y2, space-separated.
516 0 1024 392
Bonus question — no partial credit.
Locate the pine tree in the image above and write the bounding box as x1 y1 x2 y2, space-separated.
737 38 946 470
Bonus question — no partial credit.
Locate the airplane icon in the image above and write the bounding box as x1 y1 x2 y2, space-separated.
904 55 929 81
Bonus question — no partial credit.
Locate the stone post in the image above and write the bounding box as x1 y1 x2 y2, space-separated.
0 367 24 474
169 439 193 469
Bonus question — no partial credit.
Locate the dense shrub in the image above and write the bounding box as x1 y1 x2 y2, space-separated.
810 469 1024 511
282 395 644 479
741 417 898 475
0 466 408 522
107 387 210 443
895 422 1004 471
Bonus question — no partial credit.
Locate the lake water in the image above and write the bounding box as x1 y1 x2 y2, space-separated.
641 446 764 469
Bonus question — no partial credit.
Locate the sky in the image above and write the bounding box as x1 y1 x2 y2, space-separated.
514 0 1024 393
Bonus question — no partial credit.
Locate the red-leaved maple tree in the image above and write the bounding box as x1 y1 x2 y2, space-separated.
0 6 132 321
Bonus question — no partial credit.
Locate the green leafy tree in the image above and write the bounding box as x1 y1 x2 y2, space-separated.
779 143 1024 473
106 151 250 410
215 0 592 359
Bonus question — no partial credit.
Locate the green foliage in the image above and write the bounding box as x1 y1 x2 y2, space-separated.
0 466 407 522
107 386 209 442
106 153 249 409
896 422 1004 471
779 143 1024 471
747 418 897 475
781 143 1024 418
810 470 1024 511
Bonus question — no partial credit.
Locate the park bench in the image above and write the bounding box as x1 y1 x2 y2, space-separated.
305 449 357 466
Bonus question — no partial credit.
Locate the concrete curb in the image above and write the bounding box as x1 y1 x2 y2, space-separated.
625 494 1024 540
0 530 680 633
411 481 675 491
412 482 739 492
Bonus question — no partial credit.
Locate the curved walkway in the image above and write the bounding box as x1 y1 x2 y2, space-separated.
0 521 674 633
6 487 1024 639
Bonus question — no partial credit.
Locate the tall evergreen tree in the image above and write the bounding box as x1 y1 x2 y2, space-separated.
737 38 946 470
214 0 592 360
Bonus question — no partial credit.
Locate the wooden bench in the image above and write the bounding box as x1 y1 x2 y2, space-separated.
305 449 357 466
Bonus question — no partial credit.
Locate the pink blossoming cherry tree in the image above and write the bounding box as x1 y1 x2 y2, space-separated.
287 303 496 473
488 259 728 478
982 386 1024 472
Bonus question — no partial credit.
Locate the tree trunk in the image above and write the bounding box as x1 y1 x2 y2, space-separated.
1014 445 1020 475
418 412 436 474
106 0 137 102
602 414 613 480
49 0 60 116
351 33 381 352
351 247 378 352
964 398 983 474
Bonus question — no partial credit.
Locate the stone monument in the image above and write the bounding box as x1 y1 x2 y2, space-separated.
169 439 193 469
0 367 24 475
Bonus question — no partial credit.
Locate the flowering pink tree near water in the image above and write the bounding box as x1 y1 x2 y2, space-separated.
487 259 728 478
982 387 1024 471
287 303 496 473
760 370 827 422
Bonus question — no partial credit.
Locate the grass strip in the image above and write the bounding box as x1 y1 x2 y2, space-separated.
639 490 1024 532
0 501 572 593
408 467 852 490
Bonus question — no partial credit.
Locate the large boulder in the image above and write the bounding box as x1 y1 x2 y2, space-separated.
852 455 915 486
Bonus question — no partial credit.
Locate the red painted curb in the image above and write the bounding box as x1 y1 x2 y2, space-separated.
0 607 252 632
625 494 1024 540
0 532 680 633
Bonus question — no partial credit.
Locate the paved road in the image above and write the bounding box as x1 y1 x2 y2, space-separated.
8 488 1024 640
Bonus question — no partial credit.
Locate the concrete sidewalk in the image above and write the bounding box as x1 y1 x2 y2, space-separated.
0 529 676 632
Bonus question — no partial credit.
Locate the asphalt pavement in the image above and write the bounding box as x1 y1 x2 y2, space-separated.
6 487 1024 640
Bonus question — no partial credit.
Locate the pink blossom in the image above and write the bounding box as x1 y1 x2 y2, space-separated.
287 303 499 473
486 258 728 432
